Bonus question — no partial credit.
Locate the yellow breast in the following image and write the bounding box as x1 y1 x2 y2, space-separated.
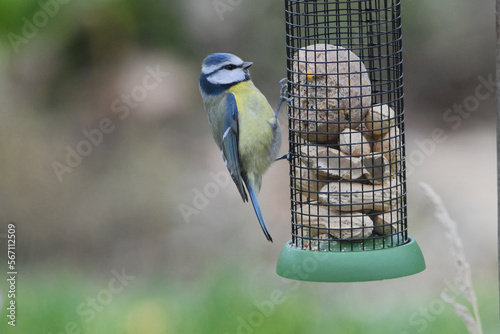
227 81 279 174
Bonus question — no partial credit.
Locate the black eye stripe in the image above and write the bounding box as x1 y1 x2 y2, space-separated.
206 63 242 76
224 64 239 70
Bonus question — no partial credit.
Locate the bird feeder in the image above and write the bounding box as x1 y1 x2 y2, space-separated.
276 0 425 282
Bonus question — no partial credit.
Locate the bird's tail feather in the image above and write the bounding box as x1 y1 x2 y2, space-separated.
244 179 273 242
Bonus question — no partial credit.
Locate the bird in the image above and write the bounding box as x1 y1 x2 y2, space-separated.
199 53 289 242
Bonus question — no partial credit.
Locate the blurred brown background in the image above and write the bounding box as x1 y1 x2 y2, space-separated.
0 0 497 333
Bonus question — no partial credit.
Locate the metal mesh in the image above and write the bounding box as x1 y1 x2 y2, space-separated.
285 0 408 251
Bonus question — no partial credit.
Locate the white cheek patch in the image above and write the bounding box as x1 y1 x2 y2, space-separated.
207 68 246 85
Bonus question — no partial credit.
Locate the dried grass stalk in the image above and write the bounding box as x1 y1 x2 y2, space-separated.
441 293 481 334
420 182 482 334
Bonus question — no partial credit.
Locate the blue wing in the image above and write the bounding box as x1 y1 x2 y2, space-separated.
222 93 248 202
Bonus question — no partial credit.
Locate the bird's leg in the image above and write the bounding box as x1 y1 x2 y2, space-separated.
275 152 290 161
275 78 293 119
275 78 292 162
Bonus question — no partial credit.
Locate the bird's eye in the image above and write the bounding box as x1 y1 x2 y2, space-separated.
224 64 237 70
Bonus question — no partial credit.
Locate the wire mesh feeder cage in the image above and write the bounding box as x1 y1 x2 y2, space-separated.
276 0 425 282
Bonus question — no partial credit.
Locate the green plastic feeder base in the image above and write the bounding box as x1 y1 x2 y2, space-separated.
276 237 425 282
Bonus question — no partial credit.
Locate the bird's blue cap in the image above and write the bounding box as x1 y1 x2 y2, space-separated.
202 53 233 66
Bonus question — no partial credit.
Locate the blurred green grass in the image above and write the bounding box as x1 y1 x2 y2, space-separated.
0 267 498 334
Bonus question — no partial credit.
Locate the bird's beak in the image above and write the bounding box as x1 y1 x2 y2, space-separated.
242 61 253 69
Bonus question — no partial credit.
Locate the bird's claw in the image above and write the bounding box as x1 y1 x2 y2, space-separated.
279 78 288 91
279 78 293 104
275 78 293 119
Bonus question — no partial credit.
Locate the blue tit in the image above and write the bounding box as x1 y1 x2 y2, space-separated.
199 53 286 242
